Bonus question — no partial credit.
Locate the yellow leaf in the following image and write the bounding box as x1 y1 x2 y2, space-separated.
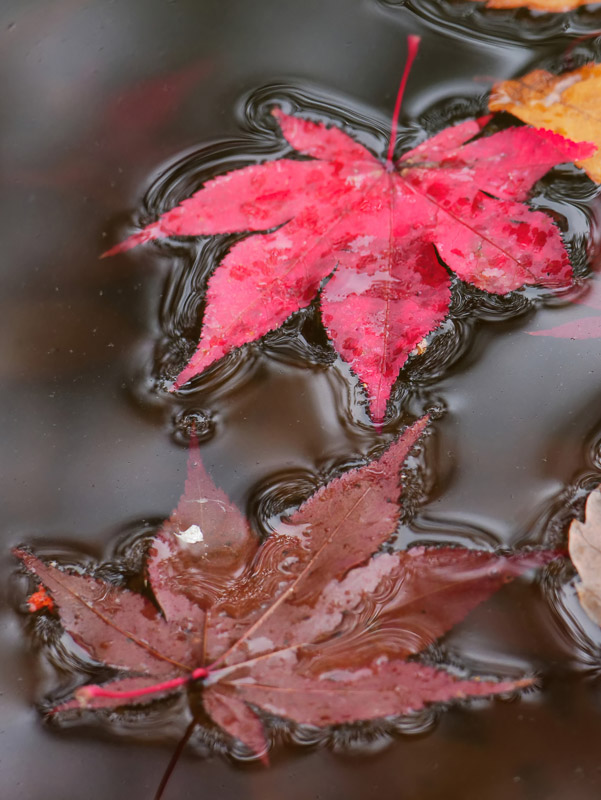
490 63 601 183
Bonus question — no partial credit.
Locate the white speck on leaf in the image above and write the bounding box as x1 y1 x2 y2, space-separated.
176 524 204 544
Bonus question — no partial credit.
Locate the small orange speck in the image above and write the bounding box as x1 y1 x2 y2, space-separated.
27 586 54 613
415 337 428 356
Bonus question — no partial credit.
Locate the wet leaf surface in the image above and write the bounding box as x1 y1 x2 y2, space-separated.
16 416 556 758
105 106 591 422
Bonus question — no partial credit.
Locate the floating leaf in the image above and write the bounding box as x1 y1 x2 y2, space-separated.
105 68 591 422
16 416 556 758
490 64 601 183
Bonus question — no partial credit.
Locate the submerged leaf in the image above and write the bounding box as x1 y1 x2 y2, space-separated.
104 105 591 422
476 0 592 11
528 277 601 339
16 416 557 757
529 317 601 340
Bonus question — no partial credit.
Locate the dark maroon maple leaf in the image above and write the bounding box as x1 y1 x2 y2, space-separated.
16 416 556 758
104 61 594 421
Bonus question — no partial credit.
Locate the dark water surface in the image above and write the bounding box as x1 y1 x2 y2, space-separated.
3 0 601 798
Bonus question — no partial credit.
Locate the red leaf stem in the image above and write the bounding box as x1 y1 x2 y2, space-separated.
76 666 210 705
386 34 421 168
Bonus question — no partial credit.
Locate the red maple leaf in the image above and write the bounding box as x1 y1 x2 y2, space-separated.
104 40 594 422
15 416 555 759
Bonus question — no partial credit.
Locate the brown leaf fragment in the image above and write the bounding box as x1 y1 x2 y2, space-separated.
569 485 601 625
489 64 601 183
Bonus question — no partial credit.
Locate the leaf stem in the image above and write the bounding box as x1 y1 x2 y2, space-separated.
386 34 421 169
153 714 200 800
76 667 210 704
